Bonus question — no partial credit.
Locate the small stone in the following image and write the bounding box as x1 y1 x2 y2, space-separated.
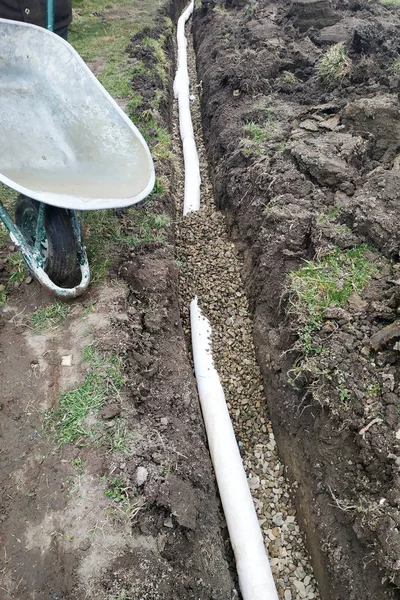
319 115 340 130
164 517 173 528
79 538 91 551
99 403 120 420
273 513 283 527
61 355 72 367
160 417 169 426
284 591 292 600
248 475 260 490
25 276 33 285
299 119 319 132
325 307 351 322
293 580 306 594
136 466 148 487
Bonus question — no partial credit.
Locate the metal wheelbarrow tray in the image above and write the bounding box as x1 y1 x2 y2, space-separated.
0 19 155 297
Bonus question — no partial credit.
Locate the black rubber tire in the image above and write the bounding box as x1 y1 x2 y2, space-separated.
15 195 80 288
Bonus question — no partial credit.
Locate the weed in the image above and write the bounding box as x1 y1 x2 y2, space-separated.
244 1 258 19
6 252 26 283
212 5 230 16
281 71 299 84
30 300 70 332
390 55 400 73
365 381 381 398
288 246 377 354
336 370 351 405
318 43 352 83
104 477 128 503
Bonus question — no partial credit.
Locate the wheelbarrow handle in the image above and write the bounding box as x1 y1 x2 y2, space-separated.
46 0 54 32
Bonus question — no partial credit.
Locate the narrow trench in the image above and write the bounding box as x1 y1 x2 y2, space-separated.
173 18 321 600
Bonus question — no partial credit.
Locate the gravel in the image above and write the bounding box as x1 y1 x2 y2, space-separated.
173 28 321 600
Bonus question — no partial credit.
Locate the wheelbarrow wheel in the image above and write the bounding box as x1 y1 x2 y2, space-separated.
15 196 80 287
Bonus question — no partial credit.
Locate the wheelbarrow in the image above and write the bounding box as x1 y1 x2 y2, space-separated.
0 3 155 298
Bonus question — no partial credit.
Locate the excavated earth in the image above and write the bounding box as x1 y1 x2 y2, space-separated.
1 0 400 599
193 0 400 599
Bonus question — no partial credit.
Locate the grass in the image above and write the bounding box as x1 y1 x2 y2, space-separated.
0 184 27 304
390 55 400 73
68 1 173 284
288 246 377 354
241 111 276 156
380 0 400 4
46 345 125 446
30 300 70 332
84 207 170 282
317 43 352 83
104 477 128 503
107 422 131 455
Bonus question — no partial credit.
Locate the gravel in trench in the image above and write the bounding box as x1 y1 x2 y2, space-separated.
173 24 321 600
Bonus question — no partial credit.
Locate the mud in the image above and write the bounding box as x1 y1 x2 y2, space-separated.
194 0 400 598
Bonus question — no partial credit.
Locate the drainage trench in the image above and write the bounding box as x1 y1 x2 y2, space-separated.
173 13 321 600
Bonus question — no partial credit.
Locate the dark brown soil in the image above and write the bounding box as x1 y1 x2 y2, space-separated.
194 1 400 599
0 4 236 599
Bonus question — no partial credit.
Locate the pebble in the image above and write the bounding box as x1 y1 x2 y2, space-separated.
61 355 72 367
79 538 91 551
174 32 320 600
136 466 148 487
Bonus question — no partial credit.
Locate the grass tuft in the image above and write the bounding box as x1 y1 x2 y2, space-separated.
317 43 352 83
30 300 70 332
288 246 377 354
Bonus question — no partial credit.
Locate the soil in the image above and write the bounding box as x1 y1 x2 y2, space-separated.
193 1 400 599
0 3 237 599
2 0 400 599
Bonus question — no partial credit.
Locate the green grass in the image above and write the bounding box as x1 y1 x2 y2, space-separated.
104 477 128 503
68 2 173 284
241 113 276 156
30 300 70 332
107 422 131 454
390 55 400 73
84 207 170 283
318 43 352 83
46 346 125 445
380 0 400 4
288 246 377 354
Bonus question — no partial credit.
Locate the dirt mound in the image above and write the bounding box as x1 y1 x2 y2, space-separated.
194 0 400 598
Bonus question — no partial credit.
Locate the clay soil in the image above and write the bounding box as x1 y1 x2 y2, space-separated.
194 0 400 599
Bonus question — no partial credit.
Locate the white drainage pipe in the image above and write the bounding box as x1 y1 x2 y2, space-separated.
190 298 279 600
173 0 201 215
175 3 279 598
